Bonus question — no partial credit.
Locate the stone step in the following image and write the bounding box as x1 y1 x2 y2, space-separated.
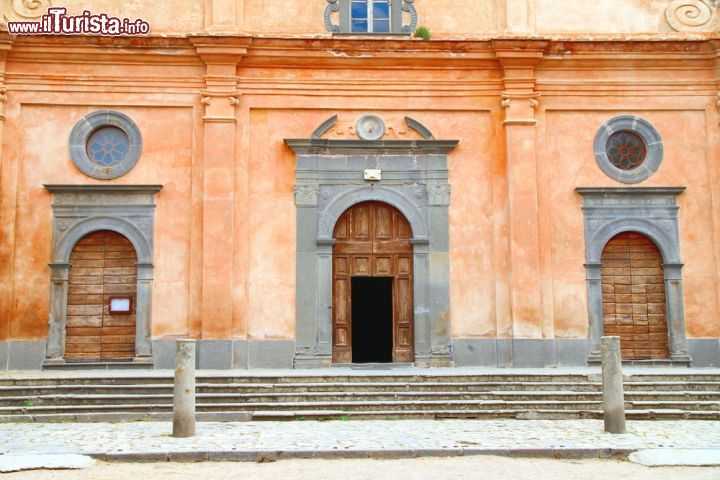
2 407 717 423
1 380 718 396
0 382 604 396
0 375 598 386
2 390 719 407
42 361 153 371
2 398 718 416
3 373 720 387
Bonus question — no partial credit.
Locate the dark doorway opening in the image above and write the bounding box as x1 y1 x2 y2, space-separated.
351 277 393 363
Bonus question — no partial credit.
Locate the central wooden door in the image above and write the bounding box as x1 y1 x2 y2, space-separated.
65 230 137 362
332 201 414 363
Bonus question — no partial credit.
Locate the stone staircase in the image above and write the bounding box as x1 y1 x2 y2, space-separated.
0 371 718 422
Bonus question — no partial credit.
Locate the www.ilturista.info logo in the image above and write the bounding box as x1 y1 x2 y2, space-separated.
7 8 150 36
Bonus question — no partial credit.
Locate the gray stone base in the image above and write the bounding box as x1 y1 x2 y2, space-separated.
0 341 7 370
453 338 720 368
453 339 592 367
3 338 719 370
152 340 295 370
0 341 46 370
688 339 720 368
414 353 455 368
293 354 332 369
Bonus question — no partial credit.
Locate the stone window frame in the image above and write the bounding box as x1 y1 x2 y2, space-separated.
593 115 664 184
577 187 691 365
285 121 457 368
325 0 417 35
69 110 142 180
43 185 162 366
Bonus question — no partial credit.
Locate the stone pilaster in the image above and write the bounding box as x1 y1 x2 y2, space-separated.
193 39 250 340
204 0 241 33
0 36 12 346
494 40 547 341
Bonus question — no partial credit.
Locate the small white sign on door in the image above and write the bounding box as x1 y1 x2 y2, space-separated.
109 297 131 314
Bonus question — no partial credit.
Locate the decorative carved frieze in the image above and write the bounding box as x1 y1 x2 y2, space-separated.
427 183 451 206
665 0 717 32
311 115 435 141
294 185 320 206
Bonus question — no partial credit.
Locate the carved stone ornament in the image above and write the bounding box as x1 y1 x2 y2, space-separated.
665 0 717 32
356 114 386 141
324 0 341 33
3 0 51 21
401 0 418 34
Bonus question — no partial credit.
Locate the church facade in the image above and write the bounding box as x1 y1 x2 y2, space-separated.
1 0 719 369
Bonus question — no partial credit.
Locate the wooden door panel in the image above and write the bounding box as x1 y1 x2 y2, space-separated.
397 256 412 275
601 232 669 360
333 254 352 363
397 216 412 239
333 202 414 364
373 256 393 276
350 256 371 276
375 204 392 239
66 230 137 362
334 256 349 275
351 203 371 240
333 242 373 254
373 241 413 254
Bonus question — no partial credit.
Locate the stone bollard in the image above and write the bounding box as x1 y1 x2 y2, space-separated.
601 336 626 434
173 340 196 438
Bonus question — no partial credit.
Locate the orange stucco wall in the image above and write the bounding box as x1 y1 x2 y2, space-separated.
1 0 719 351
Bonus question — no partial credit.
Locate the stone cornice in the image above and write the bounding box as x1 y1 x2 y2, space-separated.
44 184 163 194
190 36 252 64
284 138 459 155
576 187 686 196
4 34 720 67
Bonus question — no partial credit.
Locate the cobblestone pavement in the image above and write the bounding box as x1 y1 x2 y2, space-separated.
1 420 719 458
6 457 720 480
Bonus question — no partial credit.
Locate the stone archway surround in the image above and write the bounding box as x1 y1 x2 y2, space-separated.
577 187 691 364
44 185 161 365
285 138 458 368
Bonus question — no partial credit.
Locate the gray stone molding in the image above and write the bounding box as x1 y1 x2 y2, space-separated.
312 115 338 139
43 185 162 364
69 110 142 180
326 0 418 34
577 187 691 364
317 185 429 243
594 115 663 184
285 132 458 368
405 117 435 140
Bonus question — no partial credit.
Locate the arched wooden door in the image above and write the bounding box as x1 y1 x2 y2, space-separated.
332 201 414 363
65 230 137 361
601 232 669 360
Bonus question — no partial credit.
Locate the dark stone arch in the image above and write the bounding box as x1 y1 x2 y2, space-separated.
577 187 690 365
44 185 161 365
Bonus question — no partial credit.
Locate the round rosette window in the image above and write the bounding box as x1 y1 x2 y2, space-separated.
69 110 142 180
594 115 663 184
606 131 647 171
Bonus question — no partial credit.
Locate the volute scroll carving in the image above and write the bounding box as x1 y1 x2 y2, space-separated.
665 0 717 32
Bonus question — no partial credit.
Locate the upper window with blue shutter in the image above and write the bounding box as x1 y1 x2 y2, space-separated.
325 0 418 35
